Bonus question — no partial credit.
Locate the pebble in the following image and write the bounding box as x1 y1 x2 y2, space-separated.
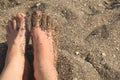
113 54 116 58
36 3 41 7
73 78 78 80
75 51 79 55
27 5 31 8
102 52 106 57
116 47 119 51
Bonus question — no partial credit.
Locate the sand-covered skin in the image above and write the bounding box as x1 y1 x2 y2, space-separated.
0 0 120 80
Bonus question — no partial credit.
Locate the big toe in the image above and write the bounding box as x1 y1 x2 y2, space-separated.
15 13 26 36
31 10 42 28
16 13 26 29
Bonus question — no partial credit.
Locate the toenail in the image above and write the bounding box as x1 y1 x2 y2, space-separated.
20 13 26 17
17 13 21 17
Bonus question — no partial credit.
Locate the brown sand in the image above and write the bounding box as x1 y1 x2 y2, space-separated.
0 0 120 80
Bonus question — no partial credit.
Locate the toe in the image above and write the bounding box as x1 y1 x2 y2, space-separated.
8 20 13 33
31 11 42 28
6 25 10 34
42 14 53 31
12 17 17 30
15 13 26 37
6 25 10 40
41 13 47 29
47 16 53 30
16 13 26 29
20 13 26 18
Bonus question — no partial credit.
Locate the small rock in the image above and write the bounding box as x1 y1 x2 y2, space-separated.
116 47 119 51
31 3 41 9
113 54 116 58
27 5 31 8
75 51 79 55
102 52 106 57
73 78 78 80
36 3 41 7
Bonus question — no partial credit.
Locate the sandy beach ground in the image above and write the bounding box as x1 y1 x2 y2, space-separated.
0 0 120 80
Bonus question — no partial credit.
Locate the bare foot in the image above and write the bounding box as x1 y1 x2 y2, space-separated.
1 13 26 80
31 11 58 80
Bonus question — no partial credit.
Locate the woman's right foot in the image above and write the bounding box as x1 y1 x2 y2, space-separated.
31 11 58 80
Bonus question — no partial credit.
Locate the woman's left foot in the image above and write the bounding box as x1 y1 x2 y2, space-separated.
1 13 26 80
